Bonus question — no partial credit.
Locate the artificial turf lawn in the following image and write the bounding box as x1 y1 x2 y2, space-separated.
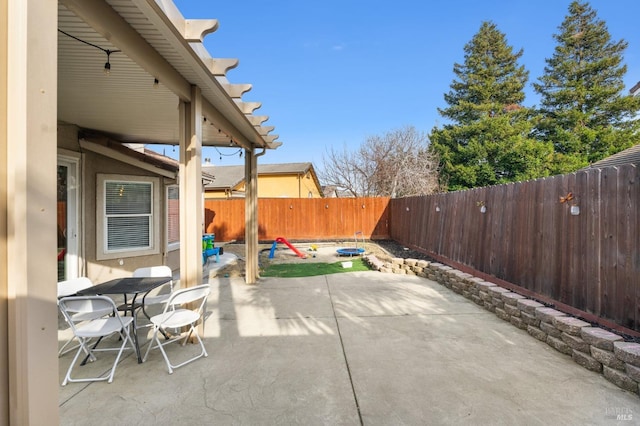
260 258 371 277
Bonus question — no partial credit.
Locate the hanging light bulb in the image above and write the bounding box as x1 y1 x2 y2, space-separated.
104 50 113 75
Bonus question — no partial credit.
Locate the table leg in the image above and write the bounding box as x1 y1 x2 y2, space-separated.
128 294 144 363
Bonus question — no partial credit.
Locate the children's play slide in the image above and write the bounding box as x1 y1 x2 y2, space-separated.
269 237 307 259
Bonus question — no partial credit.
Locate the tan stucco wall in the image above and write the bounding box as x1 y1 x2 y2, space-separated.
301 170 322 198
205 171 323 199
57 124 179 283
204 189 233 199
256 172 322 198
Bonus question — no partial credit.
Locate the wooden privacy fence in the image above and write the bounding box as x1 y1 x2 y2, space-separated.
390 164 640 333
204 197 390 242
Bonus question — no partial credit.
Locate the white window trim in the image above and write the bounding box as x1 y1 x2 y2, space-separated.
96 174 160 260
166 184 180 252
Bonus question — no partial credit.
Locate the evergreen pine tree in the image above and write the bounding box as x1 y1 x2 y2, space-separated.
430 22 552 191
533 1 640 173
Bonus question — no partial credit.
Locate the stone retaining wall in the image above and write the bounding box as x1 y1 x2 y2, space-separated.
364 255 640 396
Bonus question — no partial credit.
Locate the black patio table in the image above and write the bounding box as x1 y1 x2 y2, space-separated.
76 276 171 363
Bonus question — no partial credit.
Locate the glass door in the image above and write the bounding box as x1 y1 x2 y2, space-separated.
57 156 80 281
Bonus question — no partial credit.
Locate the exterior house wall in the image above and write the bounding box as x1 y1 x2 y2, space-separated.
204 188 235 199
205 171 323 199
301 170 323 198
256 173 322 198
57 124 178 284
84 155 173 282
256 172 322 198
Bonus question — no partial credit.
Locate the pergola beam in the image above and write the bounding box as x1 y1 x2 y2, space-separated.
60 0 192 101
234 101 261 114
183 19 218 43
59 0 262 150
205 58 239 76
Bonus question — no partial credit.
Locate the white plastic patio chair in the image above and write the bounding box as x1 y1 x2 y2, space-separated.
143 284 210 374
58 277 94 299
57 277 96 357
132 266 176 325
59 295 136 385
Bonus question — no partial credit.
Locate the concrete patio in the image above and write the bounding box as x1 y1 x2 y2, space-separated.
58 270 640 425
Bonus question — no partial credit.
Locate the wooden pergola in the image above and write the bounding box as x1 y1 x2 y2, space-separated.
1 0 280 423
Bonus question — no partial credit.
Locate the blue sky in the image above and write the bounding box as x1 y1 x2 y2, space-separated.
171 0 640 171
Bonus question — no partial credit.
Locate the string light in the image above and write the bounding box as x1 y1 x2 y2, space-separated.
214 147 242 161
59 29 121 75
206 124 239 158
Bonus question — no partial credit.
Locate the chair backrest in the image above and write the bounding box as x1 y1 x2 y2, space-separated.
133 266 174 291
57 277 93 298
58 295 119 331
162 284 210 316
133 266 172 279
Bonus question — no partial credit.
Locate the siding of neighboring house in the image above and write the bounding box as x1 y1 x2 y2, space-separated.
204 163 323 199
205 183 243 199
243 171 322 198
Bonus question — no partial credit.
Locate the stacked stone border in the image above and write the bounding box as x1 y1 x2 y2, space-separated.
364 255 640 396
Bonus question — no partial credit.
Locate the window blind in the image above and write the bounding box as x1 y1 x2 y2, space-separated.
105 181 152 251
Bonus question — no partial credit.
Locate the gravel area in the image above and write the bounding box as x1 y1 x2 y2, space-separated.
373 240 433 262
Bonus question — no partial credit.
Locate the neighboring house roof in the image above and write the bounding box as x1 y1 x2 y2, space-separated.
337 189 356 198
630 81 640 96
322 185 339 198
202 165 245 190
588 143 640 169
203 162 319 191
322 185 356 198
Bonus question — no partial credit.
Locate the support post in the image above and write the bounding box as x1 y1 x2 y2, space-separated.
179 86 203 289
244 148 259 284
3 0 59 423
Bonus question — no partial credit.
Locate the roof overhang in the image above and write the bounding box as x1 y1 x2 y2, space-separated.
58 0 280 151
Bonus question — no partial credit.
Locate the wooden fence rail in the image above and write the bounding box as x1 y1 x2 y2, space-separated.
389 164 639 333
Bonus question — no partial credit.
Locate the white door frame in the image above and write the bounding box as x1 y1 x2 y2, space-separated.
58 152 82 279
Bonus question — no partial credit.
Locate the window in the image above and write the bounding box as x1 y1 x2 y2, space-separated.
97 174 160 260
167 185 180 251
